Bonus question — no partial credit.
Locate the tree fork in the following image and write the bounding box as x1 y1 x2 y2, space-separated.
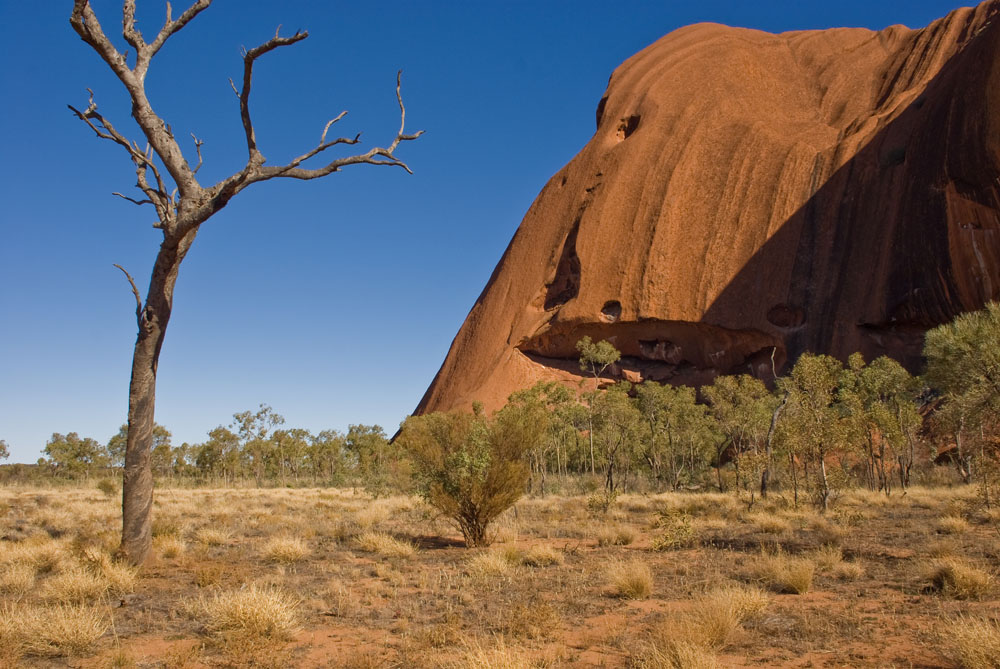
70 0 421 565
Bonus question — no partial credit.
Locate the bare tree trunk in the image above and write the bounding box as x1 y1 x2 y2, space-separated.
121 233 192 564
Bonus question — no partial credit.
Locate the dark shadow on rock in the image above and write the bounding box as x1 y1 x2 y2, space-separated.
702 16 1000 376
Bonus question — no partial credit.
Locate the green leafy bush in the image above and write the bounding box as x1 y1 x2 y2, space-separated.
397 406 538 547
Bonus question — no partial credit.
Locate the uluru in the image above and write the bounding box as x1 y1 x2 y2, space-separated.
417 0 1000 416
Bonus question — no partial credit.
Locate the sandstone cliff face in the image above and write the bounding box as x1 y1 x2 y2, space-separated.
419 1 1000 415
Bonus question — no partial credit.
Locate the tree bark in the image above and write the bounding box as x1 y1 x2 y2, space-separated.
120 232 194 564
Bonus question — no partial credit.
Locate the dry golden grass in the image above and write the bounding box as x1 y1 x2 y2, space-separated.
453 637 532 669
944 615 1000 669
355 531 415 558
520 544 564 567
633 637 720 669
40 566 109 603
467 548 519 578
750 552 815 594
261 536 311 564
608 559 653 599
936 515 972 534
154 534 186 558
810 544 844 571
199 583 299 642
0 563 35 597
0 602 109 657
924 558 994 600
193 527 231 547
831 560 865 580
746 512 792 534
2 483 996 667
2 538 67 575
595 524 636 546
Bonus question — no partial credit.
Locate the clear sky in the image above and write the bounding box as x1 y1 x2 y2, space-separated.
0 1 970 463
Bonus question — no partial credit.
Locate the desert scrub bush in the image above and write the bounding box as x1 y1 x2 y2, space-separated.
355 531 415 558
520 544 564 567
750 552 815 594
608 559 653 599
651 510 697 550
261 536 310 564
1 603 109 657
397 407 535 547
924 558 994 600
937 515 972 534
587 489 619 515
943 615 1000 669
595 524 636 546
200 584 299 642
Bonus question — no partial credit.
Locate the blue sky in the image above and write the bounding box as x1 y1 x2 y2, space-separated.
0 1 968 463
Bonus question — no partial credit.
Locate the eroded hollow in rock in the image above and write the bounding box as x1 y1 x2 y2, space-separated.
616 115 640 141
767 304 805 328
517 320 784 386
601 300 622 322
543 219 582 310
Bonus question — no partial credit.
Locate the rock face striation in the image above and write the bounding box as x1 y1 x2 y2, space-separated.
419 1 1000 415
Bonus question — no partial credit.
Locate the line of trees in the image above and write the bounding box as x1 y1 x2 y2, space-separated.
16 405 406 493
6 304 998 510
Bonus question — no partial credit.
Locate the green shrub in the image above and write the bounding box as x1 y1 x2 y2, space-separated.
397 407 537 547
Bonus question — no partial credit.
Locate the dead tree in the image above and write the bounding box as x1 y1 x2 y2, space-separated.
68 0 422 565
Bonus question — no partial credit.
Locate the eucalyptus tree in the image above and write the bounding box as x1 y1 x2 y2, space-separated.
924 303 1000 495
44 432 109 478
68 0 422 564
503 381 574 494
637 381 720 491
841 354 921 494
591 381 643 494
775 354 850 512
576 337 622 474
703 374 776 498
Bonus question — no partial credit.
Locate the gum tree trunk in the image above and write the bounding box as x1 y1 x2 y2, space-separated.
120 233 194 564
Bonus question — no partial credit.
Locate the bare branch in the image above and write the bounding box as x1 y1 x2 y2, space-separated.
113 264 143 328
122 0 145 53
320 111 349 143
70 1 134 82
190 134 204 174
235 28 309 162
68 89 171 222
251 70 424 182
146 0 212 62
112 192 154 206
